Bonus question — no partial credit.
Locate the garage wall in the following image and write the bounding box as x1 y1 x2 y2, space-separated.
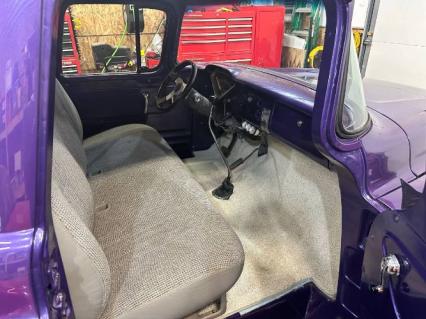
365 0 426 90
352 0 369 28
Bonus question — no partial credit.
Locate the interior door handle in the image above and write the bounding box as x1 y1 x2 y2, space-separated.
142 92 149 114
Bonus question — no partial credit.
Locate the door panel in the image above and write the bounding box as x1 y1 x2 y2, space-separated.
60 76 147 137
59 74 193 147
60 75 155 138
361 182 426 319
58 3 192 146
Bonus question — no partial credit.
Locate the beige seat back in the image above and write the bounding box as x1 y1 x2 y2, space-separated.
52 81 111 319
54 80 86 169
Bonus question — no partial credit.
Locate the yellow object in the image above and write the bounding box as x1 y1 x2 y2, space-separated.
308 30 363 68
352 30 362 52
72 17 81 30
216 7 233 12
141 49 145 57
308 45 323 68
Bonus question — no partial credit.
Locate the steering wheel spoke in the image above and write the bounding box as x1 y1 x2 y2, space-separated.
169 71 179 81
156 60 197 111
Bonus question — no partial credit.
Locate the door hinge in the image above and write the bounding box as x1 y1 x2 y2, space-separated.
372 254 401 293
47 256 72 317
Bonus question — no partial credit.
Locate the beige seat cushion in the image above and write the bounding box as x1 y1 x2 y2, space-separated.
53 79 245 319
90 142 244 319
83 124 173 174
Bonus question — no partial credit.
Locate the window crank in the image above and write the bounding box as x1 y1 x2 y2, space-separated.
372 254 401 293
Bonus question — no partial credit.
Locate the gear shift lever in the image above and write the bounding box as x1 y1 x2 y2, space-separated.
208 104 234 200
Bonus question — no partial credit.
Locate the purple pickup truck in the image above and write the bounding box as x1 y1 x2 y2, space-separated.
0 0 425 319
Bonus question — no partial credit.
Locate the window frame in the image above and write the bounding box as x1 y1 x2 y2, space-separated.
335 36 372 139
58 1 169 77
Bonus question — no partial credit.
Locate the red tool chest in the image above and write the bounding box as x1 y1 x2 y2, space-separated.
147 6 285 68
62 11 82 74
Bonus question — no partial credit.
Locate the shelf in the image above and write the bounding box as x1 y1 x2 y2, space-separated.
295 7 312 14
292 30 309 37
285 14 293 23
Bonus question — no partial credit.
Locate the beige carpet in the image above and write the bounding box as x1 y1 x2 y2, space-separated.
184 135 342 317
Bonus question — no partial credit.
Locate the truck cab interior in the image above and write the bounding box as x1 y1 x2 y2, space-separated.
53 1 342 318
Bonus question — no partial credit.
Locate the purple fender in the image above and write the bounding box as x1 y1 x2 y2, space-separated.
0 0 69 317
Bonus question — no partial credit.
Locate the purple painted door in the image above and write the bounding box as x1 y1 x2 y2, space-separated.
312 1 426 318
361 183 426 318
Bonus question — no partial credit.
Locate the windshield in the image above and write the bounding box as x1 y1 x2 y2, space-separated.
177 2 325 73
285 36 369 135
177 3 369 136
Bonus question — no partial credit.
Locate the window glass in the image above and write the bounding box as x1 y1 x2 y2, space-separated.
341 37 369 134
61 5 166 75
177 1 325 71
141 9 167 69
284 36 370 135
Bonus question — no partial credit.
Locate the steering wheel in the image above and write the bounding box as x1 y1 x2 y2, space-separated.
156 60 198 111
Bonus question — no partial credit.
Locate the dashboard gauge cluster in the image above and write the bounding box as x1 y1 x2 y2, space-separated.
211 69 235 100
208 65 274 136
226 88 274 134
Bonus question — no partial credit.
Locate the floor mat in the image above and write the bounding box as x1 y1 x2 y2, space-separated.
184 135 341 317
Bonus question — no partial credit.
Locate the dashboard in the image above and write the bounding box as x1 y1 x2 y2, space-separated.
211 69 235 100
209 68 273 133
195 64 326 164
